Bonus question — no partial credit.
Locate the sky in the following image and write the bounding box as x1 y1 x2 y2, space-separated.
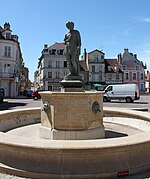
1 0 150 82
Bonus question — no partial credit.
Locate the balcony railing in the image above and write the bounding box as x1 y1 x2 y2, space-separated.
0 72 16 78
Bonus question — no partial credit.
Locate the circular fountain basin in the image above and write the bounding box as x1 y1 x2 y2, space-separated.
0 107 150 178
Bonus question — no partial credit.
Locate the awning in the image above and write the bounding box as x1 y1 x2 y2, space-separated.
93 83 106 87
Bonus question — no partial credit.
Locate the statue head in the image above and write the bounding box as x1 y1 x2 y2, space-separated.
66 21 74 30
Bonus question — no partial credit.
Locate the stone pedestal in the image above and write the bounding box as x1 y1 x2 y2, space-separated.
60 75 84 92
39 91 105 140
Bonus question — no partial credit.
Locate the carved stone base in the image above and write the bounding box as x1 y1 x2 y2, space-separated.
40 125 105 140
39 91 105 140
60 80 84 92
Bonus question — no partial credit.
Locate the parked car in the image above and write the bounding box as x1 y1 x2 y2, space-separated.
23 89 33 98
103 84 140 103
0 88 4 103
32 90 41 100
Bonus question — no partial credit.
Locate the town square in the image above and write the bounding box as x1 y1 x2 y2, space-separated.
0 0 150 178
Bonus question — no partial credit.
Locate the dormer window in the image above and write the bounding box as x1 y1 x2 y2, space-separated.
52 49 56 55
6 33 11 39
43 49 48 53
60 49 64 55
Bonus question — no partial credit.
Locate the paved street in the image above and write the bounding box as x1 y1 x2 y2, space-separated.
0 94 150 112
104 94 150 112
0 97 41 111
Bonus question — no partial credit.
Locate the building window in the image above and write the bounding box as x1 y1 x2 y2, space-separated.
56 71 60 79
99 74 102 81
122 66 126 70
48 60 52 67
92 65 95 72
91 74 95 81
52 49 56 55
140 83 144 91
6 33 11 39
108 74 112 80
16 50 18 60
133 73 136 80
4 64 11 73
64 71 68 76
125 73 129 80
140 73 144 80
64 61 67 67
56 61 60 68
94 55 99 62
135 65 140 70
4 46 11 57
59 49 64 55
99 65 102 72
101 55 104 59
48 72 52 78
116 74 119 80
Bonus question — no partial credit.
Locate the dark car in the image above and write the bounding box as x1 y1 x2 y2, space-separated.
32 90 41 100
23 89 33 98
0 88 4 103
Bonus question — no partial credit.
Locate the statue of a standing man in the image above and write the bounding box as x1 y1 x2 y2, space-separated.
64 21 81 76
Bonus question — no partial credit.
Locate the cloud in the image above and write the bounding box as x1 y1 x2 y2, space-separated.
144 50 150 54
135 43 150 69
140 17 150 23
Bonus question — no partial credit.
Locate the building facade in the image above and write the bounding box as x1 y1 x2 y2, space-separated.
118 48 146 93
0 22 27 97
105 59 124 84
36 43 69 91
145 70 150 93
20 63 32 94
87 49 105 85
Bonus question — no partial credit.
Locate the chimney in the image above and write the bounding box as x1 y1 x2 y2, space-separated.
84 48 87 62
11 35 18 41
44 44 48 49
117 53 122 64
4 22 11 30
134 54 137 59
124 48 128 53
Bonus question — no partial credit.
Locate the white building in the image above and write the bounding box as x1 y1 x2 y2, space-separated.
35 42 69 91
0 22 24 97
88 49 105 84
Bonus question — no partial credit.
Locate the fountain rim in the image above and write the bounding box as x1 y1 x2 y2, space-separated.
0 107 149 150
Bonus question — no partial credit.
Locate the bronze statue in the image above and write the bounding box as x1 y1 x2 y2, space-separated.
64 21 81 76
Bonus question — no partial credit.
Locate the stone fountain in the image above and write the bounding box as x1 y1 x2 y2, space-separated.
40 21 104 140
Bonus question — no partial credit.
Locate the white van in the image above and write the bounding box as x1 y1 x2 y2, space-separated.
103 84 140 103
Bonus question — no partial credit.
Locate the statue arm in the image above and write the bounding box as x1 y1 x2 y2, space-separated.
64 34 68 45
